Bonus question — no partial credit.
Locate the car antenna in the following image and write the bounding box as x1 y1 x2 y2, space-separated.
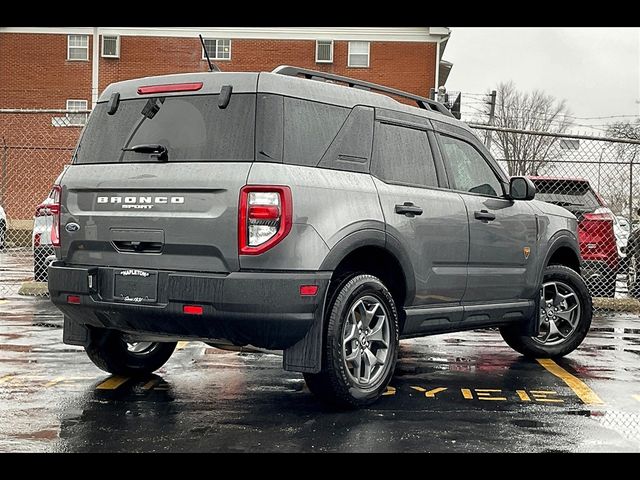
199 34 221 72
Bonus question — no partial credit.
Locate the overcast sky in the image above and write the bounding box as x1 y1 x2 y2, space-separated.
444 27 640 134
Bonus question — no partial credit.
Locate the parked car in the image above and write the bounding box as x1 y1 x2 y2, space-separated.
529 177 620 297
0 203 6 250
613 215 630 265
32 189 58 282
47 66 592 408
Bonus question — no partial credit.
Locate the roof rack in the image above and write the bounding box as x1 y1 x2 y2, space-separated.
272 65 455 119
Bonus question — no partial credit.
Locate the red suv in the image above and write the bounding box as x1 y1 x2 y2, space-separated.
530 177 619 297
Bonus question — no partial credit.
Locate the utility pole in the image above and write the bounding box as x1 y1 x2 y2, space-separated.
485 90 497 150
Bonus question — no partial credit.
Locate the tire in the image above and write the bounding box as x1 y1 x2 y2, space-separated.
303 274 399 408
0 220 6 250
589 271 616 298
500 265 592 358
627 249 640 298
34 255 48 283
85 329 177 376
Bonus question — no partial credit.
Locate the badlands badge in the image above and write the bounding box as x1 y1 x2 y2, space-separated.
523 246 531 260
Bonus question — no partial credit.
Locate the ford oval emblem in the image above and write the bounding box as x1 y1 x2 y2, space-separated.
65 222 80 233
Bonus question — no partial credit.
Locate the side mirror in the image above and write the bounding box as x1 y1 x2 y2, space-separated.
509 177 536 201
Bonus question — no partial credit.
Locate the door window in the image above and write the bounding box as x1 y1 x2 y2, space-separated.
439 134 504 197
372 123 438 188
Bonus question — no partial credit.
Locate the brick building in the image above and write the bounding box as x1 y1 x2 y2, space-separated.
0 27 452 225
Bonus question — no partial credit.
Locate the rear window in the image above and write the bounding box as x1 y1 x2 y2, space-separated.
74 93 255 164
532 179 602 210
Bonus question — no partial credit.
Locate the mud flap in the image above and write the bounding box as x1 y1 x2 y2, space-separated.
63 316 90 346
282 287 329 374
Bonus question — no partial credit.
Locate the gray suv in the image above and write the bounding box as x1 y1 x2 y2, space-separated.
48 66 592 407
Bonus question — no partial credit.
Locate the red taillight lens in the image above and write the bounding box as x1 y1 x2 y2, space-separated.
67 295 81 304
50 185 62 247
183 305 204 315
137 82 203 95
239 186 292 255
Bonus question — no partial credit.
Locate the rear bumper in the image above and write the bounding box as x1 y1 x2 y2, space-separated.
48 262 331 349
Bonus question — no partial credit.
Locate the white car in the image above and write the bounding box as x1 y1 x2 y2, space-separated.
32 191 57 282
0 203 6 249
613 215 630 258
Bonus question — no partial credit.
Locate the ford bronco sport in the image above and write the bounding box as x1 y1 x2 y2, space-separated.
48 66 592 407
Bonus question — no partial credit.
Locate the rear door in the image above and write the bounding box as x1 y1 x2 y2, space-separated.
372 110 469 322
434 129 538 303
59 89 257 274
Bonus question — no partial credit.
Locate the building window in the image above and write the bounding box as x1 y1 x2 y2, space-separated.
66 99 88 126
316 40 333 63
67 35 89 61
348 41 370 68
202 39 231 60
102 35 120 58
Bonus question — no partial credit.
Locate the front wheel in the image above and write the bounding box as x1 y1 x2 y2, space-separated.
85 329 177 376
500 265 592 358
304 274 399 408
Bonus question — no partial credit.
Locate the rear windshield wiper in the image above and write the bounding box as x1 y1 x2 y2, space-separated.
546 201 585 207
121 144 168 162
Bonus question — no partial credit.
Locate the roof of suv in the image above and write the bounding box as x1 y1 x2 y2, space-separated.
98 69 468 132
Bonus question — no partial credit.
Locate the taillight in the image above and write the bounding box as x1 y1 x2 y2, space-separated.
238 186 292 255
50 185 62 247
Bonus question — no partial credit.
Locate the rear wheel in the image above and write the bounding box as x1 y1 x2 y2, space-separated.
0 219 6 250
304 274 399 408
85 329 177 376
500 265 592 358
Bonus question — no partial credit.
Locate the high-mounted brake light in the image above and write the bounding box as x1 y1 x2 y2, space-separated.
239 186 292 255
50 185 62 247
137 82 203 95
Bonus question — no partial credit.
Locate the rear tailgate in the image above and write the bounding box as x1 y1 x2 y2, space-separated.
60 162 250 273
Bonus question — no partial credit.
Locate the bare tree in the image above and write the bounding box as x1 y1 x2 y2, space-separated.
605 120 640 221
490 81 573 176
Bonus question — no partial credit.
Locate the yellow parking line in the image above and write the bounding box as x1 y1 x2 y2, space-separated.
0 300 8 305
96 376 129 390
633 394 640 403
176 341 190 351
537 359 604 405
0 375 15 384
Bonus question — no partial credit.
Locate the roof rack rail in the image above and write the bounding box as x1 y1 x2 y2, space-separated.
272 65 455 119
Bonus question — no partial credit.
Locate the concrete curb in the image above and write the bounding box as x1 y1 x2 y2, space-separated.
593 297 640 314
18 281 49 297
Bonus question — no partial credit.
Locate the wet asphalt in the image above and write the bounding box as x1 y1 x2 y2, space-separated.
1 290 639 453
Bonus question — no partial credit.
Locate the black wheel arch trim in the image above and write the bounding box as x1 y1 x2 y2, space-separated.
540 231 581 285
319 228 416 307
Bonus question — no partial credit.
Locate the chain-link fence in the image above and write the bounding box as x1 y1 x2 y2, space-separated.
0 109 87 297
1 109 640 316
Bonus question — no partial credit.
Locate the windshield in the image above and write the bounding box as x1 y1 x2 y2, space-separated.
532 179 602 211
74 93 255 164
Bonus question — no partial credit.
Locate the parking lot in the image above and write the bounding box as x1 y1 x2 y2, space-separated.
1 250 639 452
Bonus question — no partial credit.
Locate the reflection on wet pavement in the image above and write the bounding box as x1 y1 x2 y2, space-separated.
0 296 639 452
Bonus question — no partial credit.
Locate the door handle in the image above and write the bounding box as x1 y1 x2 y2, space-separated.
474 210 496 222
395 202 423 217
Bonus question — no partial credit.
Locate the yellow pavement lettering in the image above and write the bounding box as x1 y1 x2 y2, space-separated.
475 389 507 401
45 377 67 388
410 386 447 398
383 386 396 396
461 388 473 400
96 376 130 390
142 378 161 391
530 390 563 403
516 390 531 401
0 375 16 385
537 359 604 405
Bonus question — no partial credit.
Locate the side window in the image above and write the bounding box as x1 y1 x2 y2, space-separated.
372 123 438 188
283 98 349 167
438 134 503 197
